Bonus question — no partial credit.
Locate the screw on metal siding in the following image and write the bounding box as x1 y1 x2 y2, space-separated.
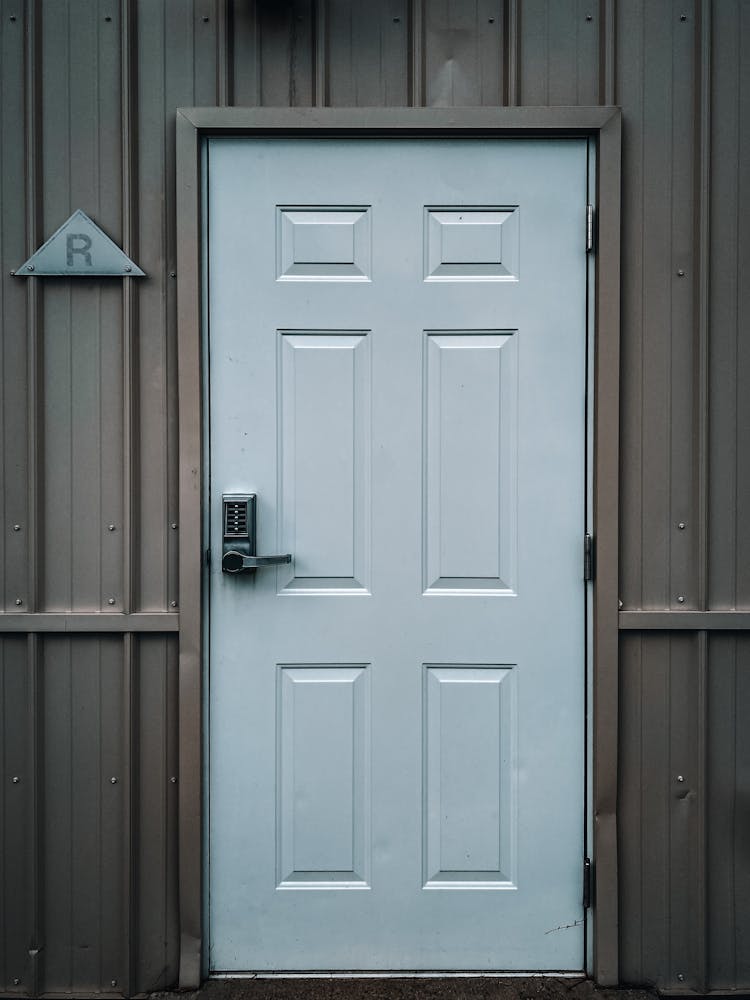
677 269 685 276
15 598 22 606
108 523 116 531
393 16 400 22
171 523 178 530
108 597 116 605
680 14 687 20
202 14 209 21
171 601 178 608
677 595 686 603
12 776 20 783
9 15 16 21
110 777 118 784
677 974 685 981
678 521 686 529
105 15 111 21
13 979 20 985
170 776 177 784
26 264 34 271
586 13 593 20
124 265 132 272
677 775 685 782
111 980 117 987
13 524 21 531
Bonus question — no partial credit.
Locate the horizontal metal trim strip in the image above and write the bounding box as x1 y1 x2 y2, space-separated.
619 611 750 630
0 612 180 633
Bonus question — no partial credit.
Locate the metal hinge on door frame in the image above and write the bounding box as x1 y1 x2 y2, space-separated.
584 533 595 582
583 857 593 908
586 204 595 252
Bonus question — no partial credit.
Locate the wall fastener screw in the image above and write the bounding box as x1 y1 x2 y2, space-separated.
677 269 685 276
170 776 177 784
677 775 685 782
110 777 118 784
27 264 34 271
15 598 22 606
677 595 686 603
108 597 116 605
111 980 117 987
677 974 685 982
170 271 176 278
108 523 116 531
105 15 112 21
171 523 178 530
680 14 687 21
12 776 20 783
202 14 209 21
393 16 400 22
13 524 21 531
124 265 132 273
488 17 495 23
171 601 178 608
10 15 16 21
678 521 686 529
13 979 20 985
586 13 593 20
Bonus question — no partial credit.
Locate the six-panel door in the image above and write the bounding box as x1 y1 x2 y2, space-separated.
208 138 587 970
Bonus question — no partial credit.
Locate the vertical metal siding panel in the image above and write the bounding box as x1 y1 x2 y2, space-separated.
628 633 671 986
1 10 30 613
707 634 738 988
617 0 645 610
40 0 73 611
423 0 504 107
135 636 179 994
667 3 699 612
518 0 599 107
230 0 261 106
0 638 32 994
620 633 707 991
707 634 750 990
41 637 125 995
257 1 315 107
709 1 750 610
327 0 409 107
617 1 698 610
135 0 171 611
617 633 645 984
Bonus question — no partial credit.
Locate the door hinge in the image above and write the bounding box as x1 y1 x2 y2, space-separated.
583 857 593 909
584 533 595 582
586 204 595 253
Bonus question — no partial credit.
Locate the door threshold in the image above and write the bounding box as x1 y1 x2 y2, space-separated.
212 972 586 980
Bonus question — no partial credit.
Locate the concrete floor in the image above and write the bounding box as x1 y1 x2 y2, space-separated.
151 977 659 1000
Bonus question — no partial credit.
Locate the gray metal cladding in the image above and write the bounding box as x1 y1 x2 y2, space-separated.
0 0 748 994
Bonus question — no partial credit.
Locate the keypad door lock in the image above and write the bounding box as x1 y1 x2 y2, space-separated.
221 494 292 574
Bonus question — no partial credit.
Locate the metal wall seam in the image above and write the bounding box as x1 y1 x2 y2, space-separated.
505 0 520 105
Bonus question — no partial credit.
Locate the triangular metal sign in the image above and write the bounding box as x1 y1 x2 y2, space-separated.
15 209 145 277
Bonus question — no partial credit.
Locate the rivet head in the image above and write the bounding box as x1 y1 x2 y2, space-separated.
677 269 685 276
170 271 176 278
171 523 178 530
678 521 686 529
677 775 685 782
124 265 132 272
110 776 118 784
13 524 21 531
12 776 20 783
108 597 116 606
26 264 34 271
170 601 178 608
108 523 116 531
170 776 177 784
677 595 686 604
677 973 685 982
15 598 22 606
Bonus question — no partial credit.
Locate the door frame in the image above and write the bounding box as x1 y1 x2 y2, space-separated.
175 107 621 989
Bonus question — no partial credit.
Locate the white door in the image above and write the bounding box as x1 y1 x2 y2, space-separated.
208 138 587 972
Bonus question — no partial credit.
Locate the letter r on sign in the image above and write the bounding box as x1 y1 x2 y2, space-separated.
67 233 93 267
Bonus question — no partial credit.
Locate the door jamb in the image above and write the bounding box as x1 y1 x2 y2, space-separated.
176 106 621 989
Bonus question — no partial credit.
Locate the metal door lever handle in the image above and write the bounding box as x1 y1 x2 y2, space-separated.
222 550 292 574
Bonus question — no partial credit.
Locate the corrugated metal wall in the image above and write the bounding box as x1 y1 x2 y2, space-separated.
0 0 748 995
